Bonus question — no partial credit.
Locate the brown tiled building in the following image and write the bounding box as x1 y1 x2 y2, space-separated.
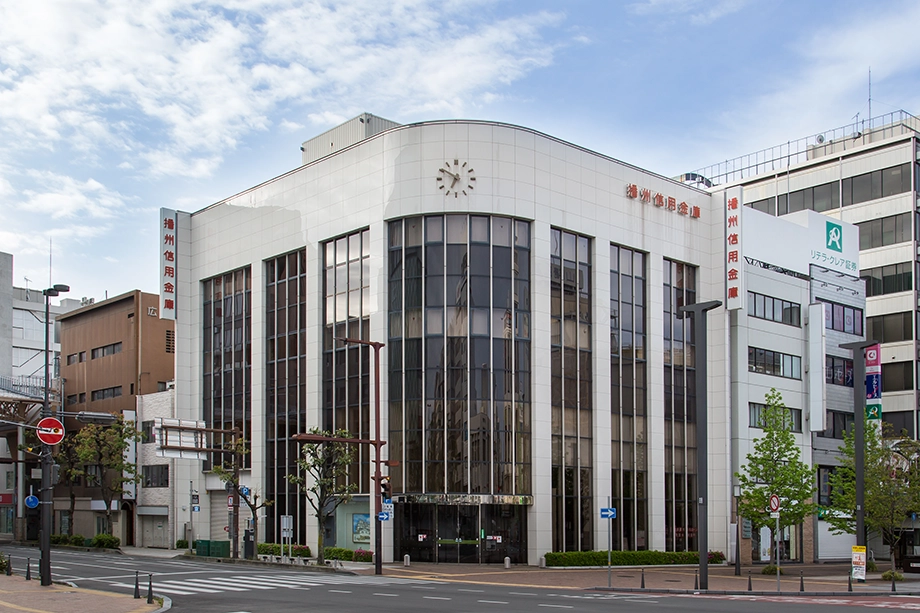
56 290 175 543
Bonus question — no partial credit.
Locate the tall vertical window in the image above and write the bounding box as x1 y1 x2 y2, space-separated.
387 216 531 498
202 266 252 481
610 245 647 551
264 251 307 543
323 233 371 494
663 260 697 553
550 228 592 553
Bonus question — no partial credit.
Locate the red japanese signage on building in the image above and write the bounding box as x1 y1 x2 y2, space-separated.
625 183 701 220
159 208 178 321
724 189 743 310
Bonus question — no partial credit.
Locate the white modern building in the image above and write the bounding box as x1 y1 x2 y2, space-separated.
695 110 920 564
164 114 875 564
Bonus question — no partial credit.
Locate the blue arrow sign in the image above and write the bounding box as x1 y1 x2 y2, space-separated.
25 495 39 509
600 507 616 519
192 505 200 513
378 511 390 522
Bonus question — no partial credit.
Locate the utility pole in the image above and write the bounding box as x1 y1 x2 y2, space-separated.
841 340 877 548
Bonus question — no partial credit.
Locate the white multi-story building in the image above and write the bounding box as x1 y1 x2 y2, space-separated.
164 115 874 564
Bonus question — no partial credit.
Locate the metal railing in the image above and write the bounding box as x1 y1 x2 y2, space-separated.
0 375 45 399
685 110 920 187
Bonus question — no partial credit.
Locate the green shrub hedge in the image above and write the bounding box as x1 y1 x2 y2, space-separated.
324 547 354 561
544 550 725 567
257 543 312 557
354 548 373 563
176 539 188 549
70 534 85 546
91 534 121 549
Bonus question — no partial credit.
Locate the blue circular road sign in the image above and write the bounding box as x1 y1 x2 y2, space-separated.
24 495 39 509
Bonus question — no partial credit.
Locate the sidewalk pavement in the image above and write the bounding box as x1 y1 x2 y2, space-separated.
0 574 163 613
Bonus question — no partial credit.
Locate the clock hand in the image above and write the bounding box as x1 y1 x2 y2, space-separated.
439 167 460 180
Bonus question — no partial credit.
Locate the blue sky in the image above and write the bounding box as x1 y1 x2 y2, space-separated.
2 0 918 302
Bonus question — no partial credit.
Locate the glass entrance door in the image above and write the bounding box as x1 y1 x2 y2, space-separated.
437 506 480 563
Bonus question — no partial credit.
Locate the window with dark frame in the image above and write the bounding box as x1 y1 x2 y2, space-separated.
142 464 169 488
747 346 802 380
747 291 801 326
748 402 802 433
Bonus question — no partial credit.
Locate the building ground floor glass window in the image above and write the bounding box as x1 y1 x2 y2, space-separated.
392 501 527 564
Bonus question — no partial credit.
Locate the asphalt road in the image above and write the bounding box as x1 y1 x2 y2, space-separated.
2 545 918 613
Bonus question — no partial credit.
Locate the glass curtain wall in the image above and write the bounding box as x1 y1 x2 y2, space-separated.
609 245 648 550
550 228 593 553
264 251 307 543
387 215 531 497
202 268 252 494
322 231 372 489
663 260 698 552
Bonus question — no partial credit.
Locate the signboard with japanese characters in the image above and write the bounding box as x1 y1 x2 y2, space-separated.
743 208 859 278
159 208 178 320
724 188 743 310
865 344 882 420
624 183 702 220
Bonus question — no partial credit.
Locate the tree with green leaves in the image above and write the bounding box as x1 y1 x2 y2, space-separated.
286 428 358 565
211 437 273 554
826 418 920 572
74 416 141 535
53 434 85 535
736 388 817 563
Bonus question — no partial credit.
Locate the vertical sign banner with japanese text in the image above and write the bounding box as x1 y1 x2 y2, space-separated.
725 188 743 310
865 344 882 420
160 208 177 321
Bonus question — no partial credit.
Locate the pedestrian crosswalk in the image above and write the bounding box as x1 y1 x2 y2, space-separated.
107 573 431 596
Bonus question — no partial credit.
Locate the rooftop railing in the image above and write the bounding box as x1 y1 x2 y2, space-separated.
684 110 920 188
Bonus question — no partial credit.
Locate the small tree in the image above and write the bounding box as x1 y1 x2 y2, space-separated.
75 417 142 535
826 418 920 572
53 434 85 535
211 437 273 553
736 388 817 563
286 428 358 565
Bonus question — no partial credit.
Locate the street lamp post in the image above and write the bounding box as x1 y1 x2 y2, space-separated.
841 340 877 549
40 283 69 586
336 337 385 576
677 299 721 591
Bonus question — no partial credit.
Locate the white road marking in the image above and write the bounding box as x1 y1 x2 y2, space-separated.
108 582 197 596
329 589 352 593
509 592 538 596
373 593 399 597
538 605 573 609
458 588 485 592
156 580 222 593
183 579 251 591
424 596 452 600
479 600 509 604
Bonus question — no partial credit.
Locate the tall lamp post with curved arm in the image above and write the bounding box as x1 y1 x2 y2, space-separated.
40 283 69 586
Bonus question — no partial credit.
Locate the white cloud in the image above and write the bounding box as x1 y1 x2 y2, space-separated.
18 172 126 219
0 1 562 179
280 119 306 132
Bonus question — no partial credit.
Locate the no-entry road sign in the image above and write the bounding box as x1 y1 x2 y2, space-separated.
36 417 65 445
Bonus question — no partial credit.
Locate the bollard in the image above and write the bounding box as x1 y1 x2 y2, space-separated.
134 570 140 598
25 558 30 581
539 556 546 568
147 574 154 604
641 567 645 589
747 570 752 592
5 554 11 576
403 554 410 567
504 556 511 569
799 570 804 592
694 569 699 590
848 572 852 592
892 574 897 593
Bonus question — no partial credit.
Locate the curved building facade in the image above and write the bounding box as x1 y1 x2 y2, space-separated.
174 118 728 564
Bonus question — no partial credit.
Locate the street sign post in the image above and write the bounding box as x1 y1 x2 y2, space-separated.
36 417 65 445
600 507 617 519
769 494 781 591
602 500 618 587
